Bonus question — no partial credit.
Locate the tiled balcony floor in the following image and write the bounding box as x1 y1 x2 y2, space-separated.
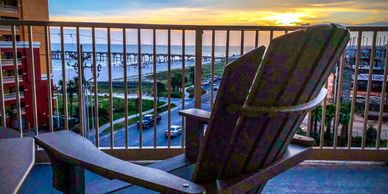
20 162 388 194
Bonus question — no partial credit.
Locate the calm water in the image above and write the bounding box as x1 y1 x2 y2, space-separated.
51 43 254 84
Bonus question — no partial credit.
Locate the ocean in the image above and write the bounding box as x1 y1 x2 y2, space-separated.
50 43 254 84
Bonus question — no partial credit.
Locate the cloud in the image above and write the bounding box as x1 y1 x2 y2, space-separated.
49 0 388 26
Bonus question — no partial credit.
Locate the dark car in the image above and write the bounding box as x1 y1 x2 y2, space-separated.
137 114 161 129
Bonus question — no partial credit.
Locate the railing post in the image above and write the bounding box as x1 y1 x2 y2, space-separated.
0 53 6 127
12 25 23 137
194 29 203 108
28 26 39 134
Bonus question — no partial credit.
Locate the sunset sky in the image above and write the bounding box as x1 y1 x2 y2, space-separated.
49 0 388 26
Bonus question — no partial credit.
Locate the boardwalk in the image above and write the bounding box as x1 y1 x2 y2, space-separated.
51 50 226 64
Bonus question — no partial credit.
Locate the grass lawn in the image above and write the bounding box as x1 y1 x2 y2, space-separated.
56 95 167 127
96 61 226 96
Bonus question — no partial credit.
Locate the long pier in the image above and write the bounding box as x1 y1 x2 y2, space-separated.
50 50 227 64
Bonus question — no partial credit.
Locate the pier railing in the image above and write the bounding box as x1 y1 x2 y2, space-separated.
0 19 387 162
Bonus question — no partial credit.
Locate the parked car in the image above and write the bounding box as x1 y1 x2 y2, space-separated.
201 79 211 86
137 114 161 129
165 125 183 137
213 83 219 91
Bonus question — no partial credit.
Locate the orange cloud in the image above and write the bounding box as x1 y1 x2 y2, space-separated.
50 4 388 26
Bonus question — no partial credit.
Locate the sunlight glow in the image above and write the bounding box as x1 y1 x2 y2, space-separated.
264 13 305 26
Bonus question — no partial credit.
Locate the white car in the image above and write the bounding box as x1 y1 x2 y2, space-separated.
213 83 219 91
165 125 183 137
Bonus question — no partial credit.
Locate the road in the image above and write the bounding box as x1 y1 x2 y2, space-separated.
98 83 217 147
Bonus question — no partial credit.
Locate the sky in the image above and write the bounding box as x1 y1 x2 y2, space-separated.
47 0 388 46
48 0 388 26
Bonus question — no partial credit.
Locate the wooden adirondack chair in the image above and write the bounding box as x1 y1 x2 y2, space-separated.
35 23 349 194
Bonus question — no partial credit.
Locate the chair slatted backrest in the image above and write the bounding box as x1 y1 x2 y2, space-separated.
193 24 350 182
192 46 266 182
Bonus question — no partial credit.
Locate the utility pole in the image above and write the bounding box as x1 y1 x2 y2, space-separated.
68 44 101 139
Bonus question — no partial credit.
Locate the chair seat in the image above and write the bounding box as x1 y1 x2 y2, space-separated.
0 137 35 194
116 144 311 193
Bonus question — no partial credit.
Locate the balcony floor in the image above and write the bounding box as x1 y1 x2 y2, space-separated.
20 162 388 194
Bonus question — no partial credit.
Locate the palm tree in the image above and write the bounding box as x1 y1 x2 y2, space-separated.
311 102 351 146
171 73 182 92
339 102 351 146
67 77 78 116
57 80 63 92
189 67 195 85
156 81 166 102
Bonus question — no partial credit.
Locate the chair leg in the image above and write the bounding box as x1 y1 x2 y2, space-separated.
185 118 204 162
48 154 85 194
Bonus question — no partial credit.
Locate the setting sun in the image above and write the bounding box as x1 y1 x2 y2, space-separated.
265 13 305 26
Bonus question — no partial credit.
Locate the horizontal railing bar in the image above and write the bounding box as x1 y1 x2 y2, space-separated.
4 20 387 31
310 147 388 162
0 19 306 30
344 26 388 31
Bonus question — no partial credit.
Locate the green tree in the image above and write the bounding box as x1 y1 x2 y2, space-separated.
171 73 181 92
58 80 63 92
311 102 351 146
156 81 166 102
366 123 377 146
325 104 336 140
339 102 351 146
171 73 188 92
189 67 195 85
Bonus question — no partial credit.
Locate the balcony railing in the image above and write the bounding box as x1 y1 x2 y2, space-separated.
2 75 22 84
0 25 19 32
4 91 24 100
0 4 18 12
1 58 21 66
0 19 387 163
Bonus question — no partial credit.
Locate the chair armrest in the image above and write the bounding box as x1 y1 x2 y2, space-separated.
0 138 35 194
291 134 315 146
179 108 210 124
35 131 205 194
0 126 20 139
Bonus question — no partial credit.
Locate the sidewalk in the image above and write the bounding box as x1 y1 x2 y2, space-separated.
97 103 168 134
